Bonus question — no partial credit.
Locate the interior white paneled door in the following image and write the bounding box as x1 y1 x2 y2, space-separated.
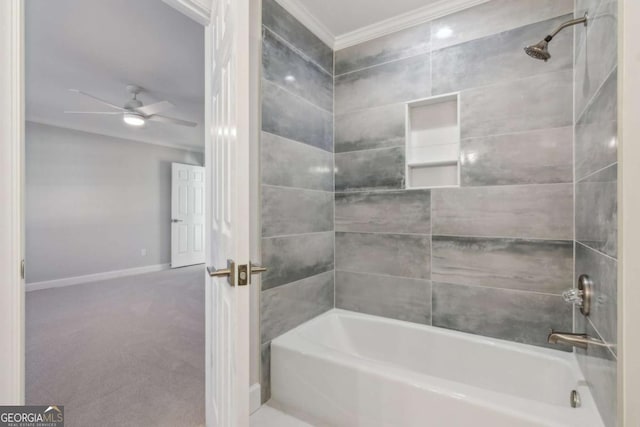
171 163 206 268
205 0 252 424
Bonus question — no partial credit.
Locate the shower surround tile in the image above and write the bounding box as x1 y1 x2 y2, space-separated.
574 0 618 119
334 54 430 114
261 271 334 343
262 0 333 73
576 164 617 258
335 104 405 153
335 147 405 191
573 0 618 422
460 70 573 139
575 242 617 351
260 0 334 404
262 28 333 112
575 321 617 427
261 232 334 290
335 189 431 234
430 0 573 51
432 282 572 350
432 236 573 294
575 70 617 181
261 132 334 192
335 22 431 75
261 185 333 237
336 232 431 279
260 343 271 402
262 80 333 152
335 271 431 324
460 127 573 186
432 15 573 95
432 184 573 240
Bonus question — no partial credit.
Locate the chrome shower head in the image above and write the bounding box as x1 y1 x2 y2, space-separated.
524 37 552 61
524 13 587 62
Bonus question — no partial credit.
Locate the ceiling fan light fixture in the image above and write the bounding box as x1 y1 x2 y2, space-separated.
123 112 145 127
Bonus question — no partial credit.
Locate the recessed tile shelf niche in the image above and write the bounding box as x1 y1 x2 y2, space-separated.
405 93 460 188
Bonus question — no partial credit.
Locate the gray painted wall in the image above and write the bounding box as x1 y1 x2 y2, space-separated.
259 0 334 402
26 121 203 283
573 0 618 425
333 0 575 349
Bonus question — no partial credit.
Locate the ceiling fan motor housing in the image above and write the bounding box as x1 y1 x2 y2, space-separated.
125 98 143 110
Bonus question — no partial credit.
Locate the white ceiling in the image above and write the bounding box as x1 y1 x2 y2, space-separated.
26 0 204 151
295 0 443 36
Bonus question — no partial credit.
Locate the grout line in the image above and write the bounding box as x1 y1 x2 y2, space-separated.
262 183 334 194
333 48 337 311
575 161 617 183
460 124 574 142
429 189 433 326
430 279 567 298
262 230 334 240
262 24 333 76
585 317 618 360
337 268 565 298
262 269 335 294
334 50 430 78
335 230 431 237
335 269 430 282
574 65 617 124
262 78 333 116
336 181 573 194
575 240 618 263
334 232 573 247
431 233 573 242
572 14 577 339
261 130 334 155
334 144 405 155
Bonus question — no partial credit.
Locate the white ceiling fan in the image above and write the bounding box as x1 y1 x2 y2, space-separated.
65 85 197 128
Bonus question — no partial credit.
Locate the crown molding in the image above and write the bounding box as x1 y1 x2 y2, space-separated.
272 0 335 48
333 0 490 50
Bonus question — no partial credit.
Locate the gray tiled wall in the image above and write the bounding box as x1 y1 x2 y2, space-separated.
259 0 334 403
333 0 576 350
260 3 618 423
573 0 618 425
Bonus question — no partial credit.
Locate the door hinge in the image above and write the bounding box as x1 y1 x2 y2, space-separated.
20 259 25 280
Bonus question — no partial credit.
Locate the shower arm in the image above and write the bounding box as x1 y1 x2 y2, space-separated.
546 13 588 41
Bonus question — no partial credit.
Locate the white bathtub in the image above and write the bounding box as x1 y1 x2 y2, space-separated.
270 309 604 427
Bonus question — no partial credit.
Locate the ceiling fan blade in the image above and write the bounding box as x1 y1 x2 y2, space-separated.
64 111 122 115
69 89 124 111
135 100 173 116
149 114 197 128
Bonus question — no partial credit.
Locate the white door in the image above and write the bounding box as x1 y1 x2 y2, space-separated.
205 0 253 425
171 163 206 268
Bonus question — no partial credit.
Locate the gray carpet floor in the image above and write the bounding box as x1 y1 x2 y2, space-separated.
26 265 206 427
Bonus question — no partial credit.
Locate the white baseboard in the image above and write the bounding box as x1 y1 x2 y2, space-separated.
250 383 262 414
26 263 171 292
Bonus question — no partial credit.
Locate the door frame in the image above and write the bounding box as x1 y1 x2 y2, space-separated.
3 0 638 422
0 0 263 412
0 0 25 406
618 0 640 424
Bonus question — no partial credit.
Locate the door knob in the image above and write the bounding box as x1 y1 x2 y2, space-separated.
171 219 183 223
207 259 236 286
